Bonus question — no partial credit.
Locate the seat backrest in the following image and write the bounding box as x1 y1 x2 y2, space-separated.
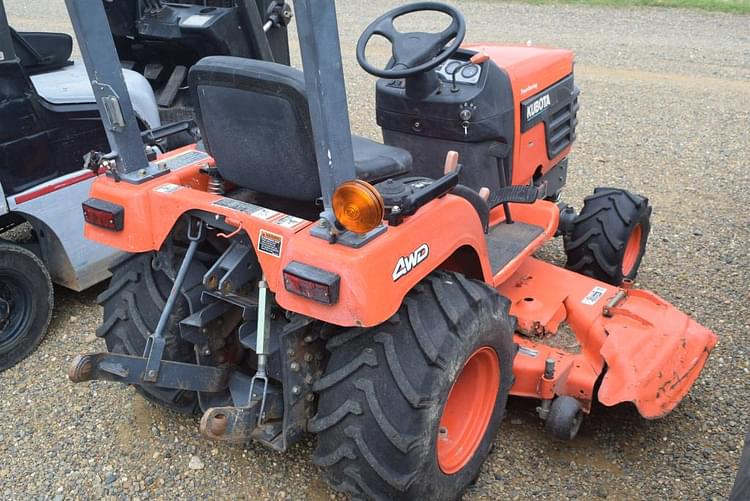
189 56 322 201
11 30 73 74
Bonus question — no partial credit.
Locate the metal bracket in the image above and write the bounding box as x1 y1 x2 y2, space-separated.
68 353 230 392
309 223 387 248
203 241 256 294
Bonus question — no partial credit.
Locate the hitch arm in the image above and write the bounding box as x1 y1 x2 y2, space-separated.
142 219 204 383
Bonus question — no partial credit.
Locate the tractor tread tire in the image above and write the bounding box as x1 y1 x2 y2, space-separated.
312 271 515 500
564 187 652 285
97 252 199 414
0 242 53 372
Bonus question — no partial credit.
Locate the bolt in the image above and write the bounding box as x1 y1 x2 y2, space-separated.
304 353 313 362
318 219 329 228
287 348 296 357
303 335 314 344
290 362 301 372
304 374 314 385
138 169 147 178
306 394 315 402
544 358 555 379
391 206 401 214
203 348 212 356
291 385 302 395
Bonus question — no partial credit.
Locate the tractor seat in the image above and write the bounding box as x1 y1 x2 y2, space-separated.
189 56 412 201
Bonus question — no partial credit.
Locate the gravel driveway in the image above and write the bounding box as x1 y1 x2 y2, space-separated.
1 1 748 499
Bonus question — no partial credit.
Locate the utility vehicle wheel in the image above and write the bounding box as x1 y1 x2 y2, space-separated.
546 396 583 440
312 271 515 500
564 187 652 286
0 242 53 372
730 427 750 500
96 252 199 414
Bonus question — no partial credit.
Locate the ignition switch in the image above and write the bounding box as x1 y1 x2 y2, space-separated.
459 108 472 136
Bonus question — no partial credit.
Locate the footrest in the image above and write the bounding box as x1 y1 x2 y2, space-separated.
68 352 229 392
488 186 540 208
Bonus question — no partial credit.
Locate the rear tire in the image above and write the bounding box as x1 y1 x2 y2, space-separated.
96 252 200 414
311 271 515 500
564 187 651 285
0 242 53 372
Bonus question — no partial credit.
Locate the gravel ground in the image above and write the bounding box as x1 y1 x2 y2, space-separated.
1 1 749 500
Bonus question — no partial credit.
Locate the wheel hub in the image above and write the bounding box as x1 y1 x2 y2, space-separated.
0 276 33 350
622 224 643 276
437 346 500 474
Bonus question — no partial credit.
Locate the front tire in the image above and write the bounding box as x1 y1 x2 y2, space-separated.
0 242 53 372
96 252 200 414
564 187 652 285
311 271 515 500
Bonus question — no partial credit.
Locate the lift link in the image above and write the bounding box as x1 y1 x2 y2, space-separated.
248 275 272 424
142 219 204 383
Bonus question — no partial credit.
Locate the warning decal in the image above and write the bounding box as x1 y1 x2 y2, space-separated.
258 230 283 257
581 286 608 306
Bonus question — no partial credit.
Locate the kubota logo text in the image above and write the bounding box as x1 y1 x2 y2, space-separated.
526 93 551 121
393 244 430 281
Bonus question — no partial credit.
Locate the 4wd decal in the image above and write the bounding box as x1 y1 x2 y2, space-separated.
392 244 429 281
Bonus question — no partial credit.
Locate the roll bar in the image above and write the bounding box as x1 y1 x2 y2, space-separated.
64 0 357 225
0 0 18 62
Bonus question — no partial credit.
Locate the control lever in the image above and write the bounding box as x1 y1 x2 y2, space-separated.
451 52 490 93
263 1 293 32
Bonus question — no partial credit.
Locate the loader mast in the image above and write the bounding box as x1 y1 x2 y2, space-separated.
294 0 357 228
0 0 17 61
64 0 151 181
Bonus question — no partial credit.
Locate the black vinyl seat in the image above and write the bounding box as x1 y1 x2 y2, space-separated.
189 56 411 201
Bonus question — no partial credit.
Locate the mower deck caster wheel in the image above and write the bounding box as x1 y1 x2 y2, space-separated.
546 396 583 440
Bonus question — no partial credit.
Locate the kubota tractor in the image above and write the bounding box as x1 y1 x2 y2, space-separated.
65 1 717 499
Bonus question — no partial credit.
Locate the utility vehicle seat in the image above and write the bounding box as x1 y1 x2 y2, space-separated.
190 56 412 201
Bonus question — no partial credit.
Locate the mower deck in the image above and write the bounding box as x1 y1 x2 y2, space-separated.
499 258 717 418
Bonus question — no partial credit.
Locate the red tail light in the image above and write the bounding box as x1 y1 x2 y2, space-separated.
82 198 124 231
283 262 340 305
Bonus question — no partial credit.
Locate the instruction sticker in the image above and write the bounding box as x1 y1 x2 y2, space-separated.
153 183 183 193
258 230 283 257
181 15 212 28
581 286 607 306
251 207 280 221
518 346 539 358
275 215 305 229
213 198 260 214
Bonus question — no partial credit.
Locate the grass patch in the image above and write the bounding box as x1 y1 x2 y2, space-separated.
507 0 750 14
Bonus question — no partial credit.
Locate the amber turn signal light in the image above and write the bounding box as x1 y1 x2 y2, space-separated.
332 180 385 234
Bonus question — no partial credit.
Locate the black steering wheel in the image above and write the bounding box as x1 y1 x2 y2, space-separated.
356 2 466 79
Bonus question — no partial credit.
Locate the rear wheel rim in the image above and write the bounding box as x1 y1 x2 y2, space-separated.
437 346 500 474
621 224 643 277
0 274 34 353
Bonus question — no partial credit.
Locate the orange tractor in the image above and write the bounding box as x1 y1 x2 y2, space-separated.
65 0 717 499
